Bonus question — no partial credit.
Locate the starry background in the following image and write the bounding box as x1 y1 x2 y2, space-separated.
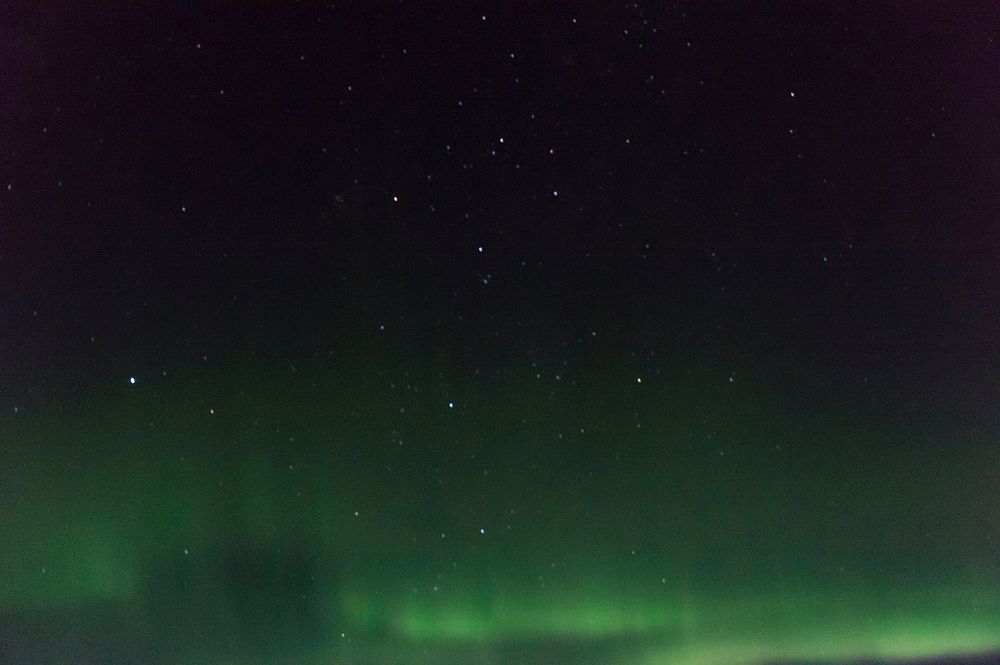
3 3 1000 664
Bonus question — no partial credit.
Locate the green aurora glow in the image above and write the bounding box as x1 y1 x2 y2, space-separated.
3 363 999 664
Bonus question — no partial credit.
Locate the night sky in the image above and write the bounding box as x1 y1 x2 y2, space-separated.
3 3 1000 664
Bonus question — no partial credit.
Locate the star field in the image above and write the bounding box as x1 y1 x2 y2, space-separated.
3 3 1000 665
